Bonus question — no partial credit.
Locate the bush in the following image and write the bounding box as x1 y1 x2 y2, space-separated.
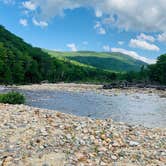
0 91 25 104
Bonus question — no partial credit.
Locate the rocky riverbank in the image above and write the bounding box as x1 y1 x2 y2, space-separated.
0 104 165 166
9 83 166 97
16 83 102 93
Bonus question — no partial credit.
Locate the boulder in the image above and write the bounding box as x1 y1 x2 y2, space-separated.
40 80 49 84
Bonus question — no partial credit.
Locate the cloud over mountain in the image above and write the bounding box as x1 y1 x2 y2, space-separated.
67 43 77 52
21 0 166 32
111 47 156 64
129 39 160 51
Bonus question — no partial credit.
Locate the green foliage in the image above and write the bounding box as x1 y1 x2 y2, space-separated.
148 54 166 84
0 91 25 104
0 25 165 85
45 50 147 72
0 25 119 84
118 54 166 85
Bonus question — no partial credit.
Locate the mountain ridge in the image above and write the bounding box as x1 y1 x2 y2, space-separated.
45 50 147 72
0 25 118 84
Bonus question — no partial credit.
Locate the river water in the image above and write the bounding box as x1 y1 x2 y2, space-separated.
0 87 166 128
21 89 166 128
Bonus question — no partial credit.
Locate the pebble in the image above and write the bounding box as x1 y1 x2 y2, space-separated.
111 155 117 160
0 102 165 165
129 141 140 147
40 128 48 136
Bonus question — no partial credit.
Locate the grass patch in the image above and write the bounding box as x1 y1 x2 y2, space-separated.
0 91 25 104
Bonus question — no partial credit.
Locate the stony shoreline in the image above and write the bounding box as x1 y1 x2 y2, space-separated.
10 83 166 97
0 103 165 165
15 83 102 93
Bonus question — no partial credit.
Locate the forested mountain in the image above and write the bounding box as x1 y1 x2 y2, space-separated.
46 50 147 72
0 25 117 84
0 25 165 85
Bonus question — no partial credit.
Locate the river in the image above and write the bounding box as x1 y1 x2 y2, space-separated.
17 89 166 128
0 86 166 128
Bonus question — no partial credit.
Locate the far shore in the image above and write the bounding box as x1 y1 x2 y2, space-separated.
3 83 165 97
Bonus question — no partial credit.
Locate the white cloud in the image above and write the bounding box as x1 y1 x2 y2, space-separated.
158 32 166 43
22 0 80 20
52 49 62 52
32 18 48 27
19 19 28 26
94 22 106 35
22 1 36 11
67 43 77 52
111 47 156 64
19 0 166 32
98 27 106 35
2 0 15 4
137 33 155 42
129 39 160 51
95 9 102 17
94 22 100 29
118 41 124 45
82 41 88 45
103 45 110 52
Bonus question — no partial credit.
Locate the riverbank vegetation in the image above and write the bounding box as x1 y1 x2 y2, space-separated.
121 54 166 85
0 91 25 104
0 25 165 85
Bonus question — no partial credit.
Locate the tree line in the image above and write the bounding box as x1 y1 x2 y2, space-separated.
0 25 117 84
0 25 165 85
120 54 166 85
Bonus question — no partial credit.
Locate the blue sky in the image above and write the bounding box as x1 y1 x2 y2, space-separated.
0 0 166 64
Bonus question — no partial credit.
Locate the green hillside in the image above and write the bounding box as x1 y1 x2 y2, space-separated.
0 25 165 85
0 25 118 84
46 50 147 72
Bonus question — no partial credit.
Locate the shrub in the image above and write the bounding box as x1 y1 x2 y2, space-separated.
0 91 25 104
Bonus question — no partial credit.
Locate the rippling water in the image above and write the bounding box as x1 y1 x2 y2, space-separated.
0 87 166 128
19 89 166 128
